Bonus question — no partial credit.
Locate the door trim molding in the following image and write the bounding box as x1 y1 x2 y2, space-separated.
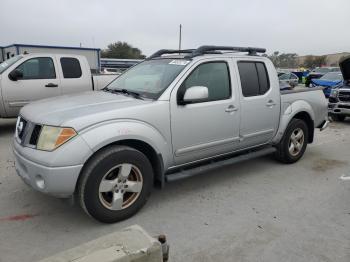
175 137 240 156
242 129 274 139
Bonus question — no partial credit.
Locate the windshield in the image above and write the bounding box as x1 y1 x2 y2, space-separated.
0 56 23 74
106 59 189 99
320 72 343 81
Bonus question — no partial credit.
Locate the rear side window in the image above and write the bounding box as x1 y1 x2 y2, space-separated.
238 61 270 97
256 63 269 94
60 57 82 78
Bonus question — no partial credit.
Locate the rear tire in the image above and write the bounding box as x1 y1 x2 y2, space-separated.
77 146 153 223
275 119 309 164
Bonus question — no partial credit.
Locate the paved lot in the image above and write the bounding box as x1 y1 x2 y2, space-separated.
1 118 350 262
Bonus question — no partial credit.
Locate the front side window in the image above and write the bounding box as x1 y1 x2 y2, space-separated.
60 57 82 78
179 62 231 102
16 57 56 80
238 61 270 97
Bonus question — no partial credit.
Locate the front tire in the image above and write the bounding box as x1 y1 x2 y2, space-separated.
77 146 153 223
275 119 309 164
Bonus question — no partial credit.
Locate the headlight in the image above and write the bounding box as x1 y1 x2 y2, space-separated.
37 126 77 151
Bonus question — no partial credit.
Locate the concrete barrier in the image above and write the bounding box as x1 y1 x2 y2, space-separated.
38 225 168 262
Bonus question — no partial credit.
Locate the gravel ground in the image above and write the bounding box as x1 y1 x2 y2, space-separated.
0 118 350 262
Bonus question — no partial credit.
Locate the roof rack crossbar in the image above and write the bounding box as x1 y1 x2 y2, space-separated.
147 49 195 60
191 45 266 57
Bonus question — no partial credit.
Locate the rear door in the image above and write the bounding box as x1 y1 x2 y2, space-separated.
235 59 280 148
2 56 60 117
56 56 91 94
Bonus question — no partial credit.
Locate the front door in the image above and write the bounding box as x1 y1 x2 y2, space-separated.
2 56 60 117
170 59 240 165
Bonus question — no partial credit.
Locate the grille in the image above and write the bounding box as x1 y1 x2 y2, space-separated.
329 97 337 103
339 104 350 109
328 103 335 109
338 91 350 102
29 125 42 145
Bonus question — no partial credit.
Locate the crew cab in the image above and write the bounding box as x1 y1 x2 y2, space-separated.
13 46 329 223
0 54 117 118
328 56 350 121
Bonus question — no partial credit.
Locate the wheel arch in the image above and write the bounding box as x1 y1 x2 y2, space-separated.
76 139 166 194
292 111 314 143
75 121 171 193
273 101 315 145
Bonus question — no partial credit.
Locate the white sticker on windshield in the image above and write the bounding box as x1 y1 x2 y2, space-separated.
169 60 190 66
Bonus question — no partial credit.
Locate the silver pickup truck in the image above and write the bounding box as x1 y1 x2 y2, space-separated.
13 46 328 223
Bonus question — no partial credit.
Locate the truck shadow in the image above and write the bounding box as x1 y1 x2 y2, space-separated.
0 119 16 136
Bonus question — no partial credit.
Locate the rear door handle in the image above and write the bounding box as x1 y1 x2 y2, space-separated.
266 100 276 107
45 83 58 88
225 105 238 113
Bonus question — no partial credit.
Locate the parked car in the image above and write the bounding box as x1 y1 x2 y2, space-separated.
13 45 328 223
328 56 350 121
0 54 117 118
305 67 340 87
278 72 299 88
311 71 343 97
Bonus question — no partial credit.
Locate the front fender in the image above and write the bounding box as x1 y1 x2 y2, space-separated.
79 120 172 168
272 100 315 144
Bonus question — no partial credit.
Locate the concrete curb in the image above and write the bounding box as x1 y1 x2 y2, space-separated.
38 225 165 262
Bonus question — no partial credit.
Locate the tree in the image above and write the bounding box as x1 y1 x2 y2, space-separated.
101 42 146 59
303 55 327 68
268 51 298 68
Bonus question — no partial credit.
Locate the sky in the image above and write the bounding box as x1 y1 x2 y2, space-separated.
0 0 349 56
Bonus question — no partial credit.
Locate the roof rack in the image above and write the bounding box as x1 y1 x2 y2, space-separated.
147 45 266 60
191 45 266 57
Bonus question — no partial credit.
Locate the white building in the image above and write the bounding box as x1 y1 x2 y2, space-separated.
0 44 101 71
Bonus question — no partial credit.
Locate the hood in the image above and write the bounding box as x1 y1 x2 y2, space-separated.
311 78 342 87
20 91 152 129
339 55 350 82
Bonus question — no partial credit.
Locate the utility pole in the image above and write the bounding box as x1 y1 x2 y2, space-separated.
179 24 182 51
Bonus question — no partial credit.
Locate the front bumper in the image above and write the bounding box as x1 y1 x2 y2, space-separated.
14 148 83 198
13 134 92 198
328 102 350 116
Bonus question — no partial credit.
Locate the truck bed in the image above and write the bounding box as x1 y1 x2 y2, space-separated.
281 87 327 128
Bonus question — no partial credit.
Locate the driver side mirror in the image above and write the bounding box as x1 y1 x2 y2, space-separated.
9 69 23 81
179 86 209 105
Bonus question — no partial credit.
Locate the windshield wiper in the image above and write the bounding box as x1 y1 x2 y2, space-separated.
111 89 144 100
102 87 112 92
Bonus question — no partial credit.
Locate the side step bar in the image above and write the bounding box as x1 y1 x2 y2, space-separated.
166 147 276 182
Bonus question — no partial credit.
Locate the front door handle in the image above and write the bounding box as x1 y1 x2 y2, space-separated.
266 100 276 107
225 105 238 113
45 83 58 88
